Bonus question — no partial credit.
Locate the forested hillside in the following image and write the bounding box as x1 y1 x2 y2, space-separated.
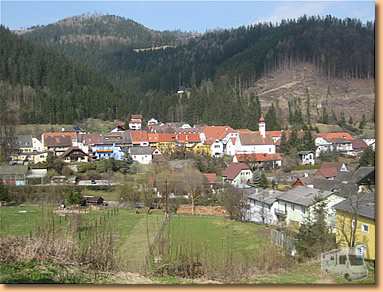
0 26 125 124
1 15 375 128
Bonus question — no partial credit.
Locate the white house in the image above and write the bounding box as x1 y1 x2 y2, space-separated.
129 146 153 164
211 140 224 157
129 114 143 130
362 138 375 151
298 151 315 165
147 118 159 127
246 189 284 224
222 162 253 188
274 186 345 230
235 132 275 154
315 132 354 157
315 136 334 158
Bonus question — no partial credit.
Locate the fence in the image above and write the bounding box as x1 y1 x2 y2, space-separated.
271 229 297 256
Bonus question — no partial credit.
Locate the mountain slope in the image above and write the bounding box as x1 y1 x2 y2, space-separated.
0 26 125 124
22 13 193 48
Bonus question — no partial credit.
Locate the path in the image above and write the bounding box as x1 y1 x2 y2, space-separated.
120 214 164 274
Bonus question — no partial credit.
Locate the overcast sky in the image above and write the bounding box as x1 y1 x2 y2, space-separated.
0 1 375 32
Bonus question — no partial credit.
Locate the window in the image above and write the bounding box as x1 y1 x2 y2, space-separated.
292 204 295 211
349 255 364 266
361 224 369 233
330 256 334 261
339 255 347 265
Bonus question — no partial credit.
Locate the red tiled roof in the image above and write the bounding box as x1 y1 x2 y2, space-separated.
267 131 282 137
223 162 250 180
79 133 103 145
239 132 273 145
148 133 176 143
315 162 340 178
317 132 353 141
235 153 282 162
176 133 201 144
130 131 149 144
203 125 234 142
203 173 218 184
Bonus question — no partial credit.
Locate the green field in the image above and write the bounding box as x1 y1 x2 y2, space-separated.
0 207 376 284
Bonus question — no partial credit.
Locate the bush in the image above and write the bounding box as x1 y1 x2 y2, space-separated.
66 189 83 205
0 183 10 202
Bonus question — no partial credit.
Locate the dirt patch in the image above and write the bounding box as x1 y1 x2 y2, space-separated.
176 205 226 216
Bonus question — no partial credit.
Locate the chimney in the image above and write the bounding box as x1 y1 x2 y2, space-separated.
259 113 266 138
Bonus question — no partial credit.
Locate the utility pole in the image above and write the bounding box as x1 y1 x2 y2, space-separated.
165 178 169 218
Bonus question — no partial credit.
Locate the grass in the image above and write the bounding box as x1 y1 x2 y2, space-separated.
16 124 73 136
0 260 94 284
166 215 271 271
250 261 322 284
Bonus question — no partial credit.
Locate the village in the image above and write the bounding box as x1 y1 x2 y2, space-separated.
0 111 375 283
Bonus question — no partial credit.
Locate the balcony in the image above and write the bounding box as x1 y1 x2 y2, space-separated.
275 209 287 216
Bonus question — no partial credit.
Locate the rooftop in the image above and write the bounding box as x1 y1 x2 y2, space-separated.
277 186 333 207
223 162 250 180
334 192 375 220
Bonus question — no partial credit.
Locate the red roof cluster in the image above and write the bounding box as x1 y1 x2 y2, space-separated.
176 133 201 144
235 153 282 162
130 131 149 144
148 133 176 143
317 132 353 141
203 125 233 144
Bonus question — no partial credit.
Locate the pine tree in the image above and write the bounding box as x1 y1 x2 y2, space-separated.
280 131 290 154
359 114 367 129
359 146 375 166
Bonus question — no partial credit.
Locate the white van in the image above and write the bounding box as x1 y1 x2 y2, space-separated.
321 245 368 281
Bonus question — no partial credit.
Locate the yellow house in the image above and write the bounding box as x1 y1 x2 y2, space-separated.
193 143 211 156
334 192 375 262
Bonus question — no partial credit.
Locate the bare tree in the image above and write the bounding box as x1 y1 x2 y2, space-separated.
336 192 371 248
222 185 248 221
179 165 205 215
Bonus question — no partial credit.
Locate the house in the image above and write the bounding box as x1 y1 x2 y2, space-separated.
235 132 275 154
298 151 315 165
0 165 28 186
351 139 368 156
334 192 375 262
203 173 219 190
91 132 131 160
233 153 282 170
15 135 33 153
175 132 201 148
42 131 77 156
361 137 375 151
352 167 375 192
60 147 89 163
201 125 234 157
315 132 354 157
222 162 252 188
84 196 105 206
129 114 143 130
233 116 276 155
274 186 345 229
130 130 149 146
147 118 159 127
315 162 349 180
111 124 126 133
246 189 284 224
10 151 48 165
78 133 103 154
129 146 153 164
